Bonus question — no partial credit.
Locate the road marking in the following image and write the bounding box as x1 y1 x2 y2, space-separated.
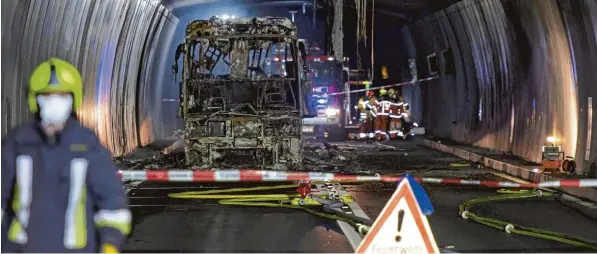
312 182 371 250
125 181 144 195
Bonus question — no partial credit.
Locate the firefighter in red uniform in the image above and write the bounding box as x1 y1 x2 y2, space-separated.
374 88 391 141
387 88 404 140
400 100 419 137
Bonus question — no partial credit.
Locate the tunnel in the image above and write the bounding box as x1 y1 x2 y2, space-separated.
1 0 596 175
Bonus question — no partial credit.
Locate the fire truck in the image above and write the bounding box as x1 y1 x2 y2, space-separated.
299 41 346 140
341 69 372 139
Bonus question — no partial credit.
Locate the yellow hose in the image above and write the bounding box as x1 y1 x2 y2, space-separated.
168 184 597 250
460 189 597 251
167 184 366 229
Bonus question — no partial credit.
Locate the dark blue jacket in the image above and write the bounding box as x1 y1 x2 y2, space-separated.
1 118 130 253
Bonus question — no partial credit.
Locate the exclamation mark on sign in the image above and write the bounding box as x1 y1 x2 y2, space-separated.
395 209 405 242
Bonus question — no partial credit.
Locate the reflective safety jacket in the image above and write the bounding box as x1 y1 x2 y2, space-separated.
357 97 370 121
374 95 392 116
396 96 410 118
1 118 131 253
389 95 404 119
365 95 378 118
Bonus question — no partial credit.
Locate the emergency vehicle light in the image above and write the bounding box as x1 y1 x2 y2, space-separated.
326 108 340 117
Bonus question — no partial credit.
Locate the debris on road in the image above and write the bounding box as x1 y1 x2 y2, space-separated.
115 139 499 180
115 148 185 171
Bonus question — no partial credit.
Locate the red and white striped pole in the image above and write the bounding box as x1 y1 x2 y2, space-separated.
117 170 597 189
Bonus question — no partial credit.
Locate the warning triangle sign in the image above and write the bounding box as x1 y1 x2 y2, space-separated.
355 178 439 254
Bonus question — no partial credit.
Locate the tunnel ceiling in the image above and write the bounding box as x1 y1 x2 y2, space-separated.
163 0 463 20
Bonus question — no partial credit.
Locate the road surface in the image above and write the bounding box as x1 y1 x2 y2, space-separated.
121 139 597 253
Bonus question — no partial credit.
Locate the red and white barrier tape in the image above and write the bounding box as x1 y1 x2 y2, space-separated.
328 76 438 96
117 170 597 188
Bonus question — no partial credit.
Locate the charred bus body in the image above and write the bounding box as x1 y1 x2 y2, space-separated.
176 16 307 169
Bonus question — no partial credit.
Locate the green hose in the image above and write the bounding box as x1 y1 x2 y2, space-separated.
459 189 597 251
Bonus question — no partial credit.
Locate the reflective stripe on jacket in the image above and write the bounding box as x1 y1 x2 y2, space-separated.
1 118 131 253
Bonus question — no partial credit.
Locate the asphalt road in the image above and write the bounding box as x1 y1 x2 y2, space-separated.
123 182 353 253
121 138 597 253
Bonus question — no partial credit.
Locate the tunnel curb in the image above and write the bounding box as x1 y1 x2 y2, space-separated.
421 139 597 203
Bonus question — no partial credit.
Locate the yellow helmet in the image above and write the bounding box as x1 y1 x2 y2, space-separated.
379 88 387 95
28 58 83 113
388 88 395 95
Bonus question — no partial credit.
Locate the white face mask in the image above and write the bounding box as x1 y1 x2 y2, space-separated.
36 94 73 127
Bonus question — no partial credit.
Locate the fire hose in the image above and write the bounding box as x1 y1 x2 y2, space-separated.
459 189 597 251
165 182 597 250
167 184 372 231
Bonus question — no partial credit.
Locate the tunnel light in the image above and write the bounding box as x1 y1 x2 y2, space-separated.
546 136 558 143
326 108 340 117
221 14 236 20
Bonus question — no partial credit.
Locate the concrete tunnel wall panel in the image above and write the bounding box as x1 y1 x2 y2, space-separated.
1 0 178 157
140 7 180 146
404 0 597 174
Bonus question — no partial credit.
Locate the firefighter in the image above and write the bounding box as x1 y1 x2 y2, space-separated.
364 90 377 139
396 93 419 138
400 100 419 137
387 88 404 140
1 58 131 253
357 94 370 139
374 88 391 141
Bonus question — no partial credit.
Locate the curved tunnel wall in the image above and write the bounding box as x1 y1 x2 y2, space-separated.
404 0 597 174
1 0 178 157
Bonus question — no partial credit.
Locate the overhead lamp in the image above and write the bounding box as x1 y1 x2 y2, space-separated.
325 108 340 117
221 14 235 20
546 136 557 143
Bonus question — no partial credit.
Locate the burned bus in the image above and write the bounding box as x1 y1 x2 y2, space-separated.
175 16 307 169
